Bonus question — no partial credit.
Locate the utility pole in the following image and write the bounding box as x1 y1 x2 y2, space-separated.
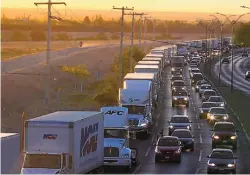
143 17 151 44
165 20 169 43
138 13 147 46
125 12 147 72
34 0 66 105
113 6 134 88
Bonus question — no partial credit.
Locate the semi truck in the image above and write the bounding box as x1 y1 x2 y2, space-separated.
21 111 104 174
137 60 162 75
142 57 164 73
101 107 138 172
0 133 21 174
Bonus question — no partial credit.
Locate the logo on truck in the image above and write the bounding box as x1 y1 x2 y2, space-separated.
80 123 99 157
104 110 124 115
129 98 140 103
43 134 57 140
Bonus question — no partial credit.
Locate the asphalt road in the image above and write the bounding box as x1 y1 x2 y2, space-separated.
122 64 250 174
212 54 250 96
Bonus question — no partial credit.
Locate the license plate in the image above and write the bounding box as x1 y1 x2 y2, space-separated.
165 156 170 159
219 169 224 171
222 140 227 143
178 101 182 104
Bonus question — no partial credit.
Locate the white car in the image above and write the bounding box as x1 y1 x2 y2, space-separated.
208 96 225 107
199 84 213 97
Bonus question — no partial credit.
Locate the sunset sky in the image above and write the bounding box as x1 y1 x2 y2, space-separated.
2 0 250 21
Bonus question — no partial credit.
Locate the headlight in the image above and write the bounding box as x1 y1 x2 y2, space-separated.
230 136 236 140
208 162 216 166
213 135 219 139
182 87 185 90
200 110 204 113
196 86 199 88
173 87 176 90
155 148 160 153
122 153 130 158
172 68 175 71
223 116 228 120
140 123 147 126
227 164 235 167
169 125 174 128
173 97 177 100
220 103 224 107
174 149 181 154
187 126 190 129
184 97 188 101
192 80 194 82
210 115 215 120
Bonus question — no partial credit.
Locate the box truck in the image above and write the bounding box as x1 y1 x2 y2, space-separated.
101 107 138 172
1 133 21 174
21 111 104 174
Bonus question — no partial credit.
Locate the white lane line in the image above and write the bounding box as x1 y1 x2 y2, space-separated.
199 150 202 161
196 115 198 119
193 107 196 112
132 164 141 174
145 146 151 157
195 168 201 174
199 134 203 144
197 124 200 129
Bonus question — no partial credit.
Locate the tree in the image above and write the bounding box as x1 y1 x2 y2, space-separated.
11 30 28 41
83 16 91 25
234 23 250 47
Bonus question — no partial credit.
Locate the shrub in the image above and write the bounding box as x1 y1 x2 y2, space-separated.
11 31 28 41
56 33 70 40
30 30 46 41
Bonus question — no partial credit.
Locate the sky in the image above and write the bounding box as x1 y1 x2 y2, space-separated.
2 0 250 14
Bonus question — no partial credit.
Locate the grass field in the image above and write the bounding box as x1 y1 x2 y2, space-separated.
1 40 124 61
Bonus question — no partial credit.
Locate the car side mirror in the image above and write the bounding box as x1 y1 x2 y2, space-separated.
207 156 210 158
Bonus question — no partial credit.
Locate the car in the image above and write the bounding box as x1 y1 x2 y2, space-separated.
211 122 238 150
154 136 182 163
171 70 182 75
171 67 183 74
171 75 183 82
221 57 230 64
207 107 229 125
201 90 216 102
199 102 219 119
190 68 200 77
195 80 207 92
172 90 189 107
207 149 237 174
208 96 225 107
171 80 186 92
199 84 213 97
171 129 195 151
191 73 204 86
242 51 248 57
245 71 250 80
168 115 192 135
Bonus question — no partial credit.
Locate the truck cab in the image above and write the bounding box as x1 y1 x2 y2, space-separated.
101 107 138 172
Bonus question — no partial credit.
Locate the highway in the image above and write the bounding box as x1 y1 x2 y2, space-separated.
212 54 250 96
126 64 250 174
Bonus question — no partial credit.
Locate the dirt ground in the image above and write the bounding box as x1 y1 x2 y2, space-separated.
1 42 162 133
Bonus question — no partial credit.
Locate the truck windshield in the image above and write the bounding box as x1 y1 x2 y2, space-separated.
23 154 61 169
122 105 145 115
104 129 127 138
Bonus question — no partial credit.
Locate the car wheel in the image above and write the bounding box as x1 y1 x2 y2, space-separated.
186 103 189 107
191 145 194 152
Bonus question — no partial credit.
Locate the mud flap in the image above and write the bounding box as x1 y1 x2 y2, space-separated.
130 148 138 165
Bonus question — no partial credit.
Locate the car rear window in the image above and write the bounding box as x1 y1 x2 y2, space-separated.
200 85 212 89
173 91 187 96
209 97 223 102
172 130 192 138
202 103 217 108
214 123 235 132
210 108 227 114
210 151 234 159
204 91 216 96
158 138 179 146
192 74 203 80
170 117 189 123
173 81 185 86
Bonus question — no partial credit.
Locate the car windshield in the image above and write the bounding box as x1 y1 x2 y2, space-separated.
201 85 211 89
122 105 145 115
158 138 179 146
170 117 189 123
202 103 217 108
204 91 216 96
209 97 223 102
172 130 192 138
191 70 200 73
173 81 185 86
192 74 203 80
210 151 234 159
214 124 235 132
173 91 187 96
104 129 128 138
197 80 206 85
172 77 183 81
210 108 227 114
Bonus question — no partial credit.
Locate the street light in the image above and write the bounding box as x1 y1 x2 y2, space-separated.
209 14 235 84
216 12 250 92
196 19 213 67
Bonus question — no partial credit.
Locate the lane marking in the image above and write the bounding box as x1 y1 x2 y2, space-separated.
193 107 196 112
132 164 141 174
199 150 202 161
195 168 201 174
196 115 198 119
197 124 200 129
145 146 151 157
199 134 203 144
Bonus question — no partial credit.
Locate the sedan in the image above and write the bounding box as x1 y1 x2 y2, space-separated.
171 67 183 74
195 80 207 92
207 107 229 125
221 57 230 64
199 84 213 97
168 115 192 135
201 90 216 102
207 149 237 174
208 96 225 107
245 71 250 80
171 75 183 82
154 136 182 163
171 129 195 151
172 90 189 107
242 52 248 57
199 102 218 119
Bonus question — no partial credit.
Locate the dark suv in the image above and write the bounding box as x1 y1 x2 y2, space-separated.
211 122 238 150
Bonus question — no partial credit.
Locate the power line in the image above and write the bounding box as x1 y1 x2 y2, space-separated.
34 0 66 105
112 6 134 88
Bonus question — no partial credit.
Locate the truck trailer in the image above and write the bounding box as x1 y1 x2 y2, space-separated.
0 133 21 174
21 111 104 174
